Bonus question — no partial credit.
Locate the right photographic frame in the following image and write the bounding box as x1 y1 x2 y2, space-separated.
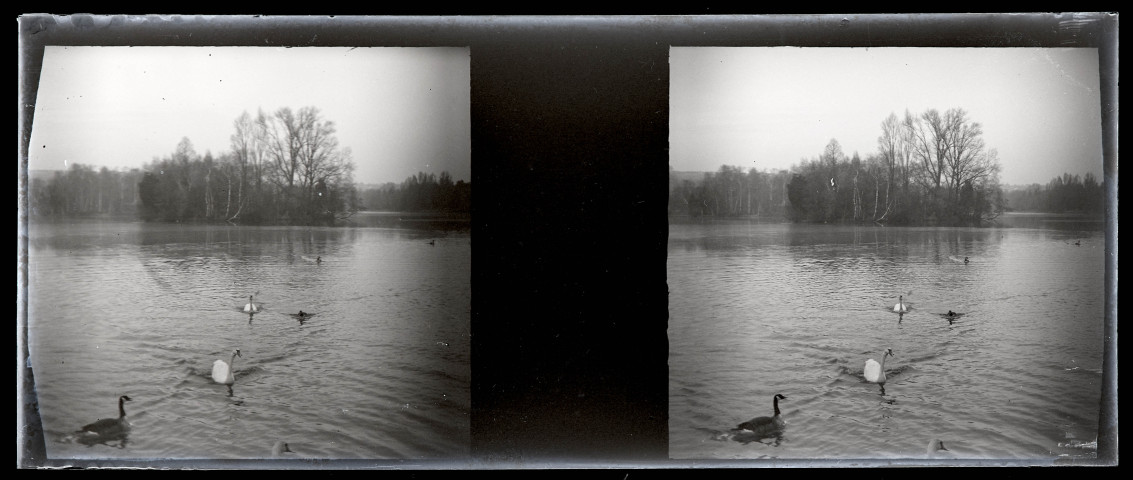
667 43 1113 464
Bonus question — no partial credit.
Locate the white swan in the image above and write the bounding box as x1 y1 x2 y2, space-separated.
243 295 259 313
893 295 908 313
864 348 894 385
926 438 949 458
272 441 294 457
212 349 242 385
78 395 132 438
734 394 787 436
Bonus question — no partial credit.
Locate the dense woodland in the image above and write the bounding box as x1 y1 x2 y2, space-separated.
27 106 470 224
25 106 1097 225
359 171 471 214
669 107 1105 226
1002 172 1106 214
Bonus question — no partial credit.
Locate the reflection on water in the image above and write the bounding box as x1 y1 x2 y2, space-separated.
27 217 471 461
990 212 1105 231
342 211 471 231
668 214 1105 462
725 428 785 447
73 428 131 449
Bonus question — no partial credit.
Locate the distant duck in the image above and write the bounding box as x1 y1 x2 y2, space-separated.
298 310 306 317
316 256 322 264
428 239 435 246
864 348 894 392
1074 240 1081 246
212 349 242 387
734 394 787 436
893 296 908 313
926 438 950 458
78 395 133 439
964 256 969 264
947 310 956 317
244 295 259 313
272 441 294 457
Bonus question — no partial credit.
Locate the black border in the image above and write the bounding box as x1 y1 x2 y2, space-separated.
17 13 1118 470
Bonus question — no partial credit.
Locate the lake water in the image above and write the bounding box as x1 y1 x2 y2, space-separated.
25 212 471 462
667 213 1106 465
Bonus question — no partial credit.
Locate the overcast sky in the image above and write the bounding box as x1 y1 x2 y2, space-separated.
670 47 1104 186
27 46 471 185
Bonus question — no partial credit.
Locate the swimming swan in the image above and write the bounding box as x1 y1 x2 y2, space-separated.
893 296 908 313
735 394 787 436
926 438 950 458
78 395 132 437
864 348 894 386
212 349 242 385
244 295 259 313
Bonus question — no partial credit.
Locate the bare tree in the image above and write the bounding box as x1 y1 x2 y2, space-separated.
898 109 915 194
256 106 355 219
941 108 998 198
850 152 862 221
260 107 303 190
905 109 948 191
294 106 353 210
876 113 903 219
227 110 267 221
822 138 844 173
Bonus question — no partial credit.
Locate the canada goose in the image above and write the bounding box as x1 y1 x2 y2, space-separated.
78 395 132 438
734 394 787 436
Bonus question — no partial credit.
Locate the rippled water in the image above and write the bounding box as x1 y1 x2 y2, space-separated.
667 215 1105 464
26 213 470 461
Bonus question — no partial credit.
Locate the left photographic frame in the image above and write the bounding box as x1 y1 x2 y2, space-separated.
21 31 471 467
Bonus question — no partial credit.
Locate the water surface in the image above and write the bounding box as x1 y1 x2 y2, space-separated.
668 214 1105 464
27 213 471 461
